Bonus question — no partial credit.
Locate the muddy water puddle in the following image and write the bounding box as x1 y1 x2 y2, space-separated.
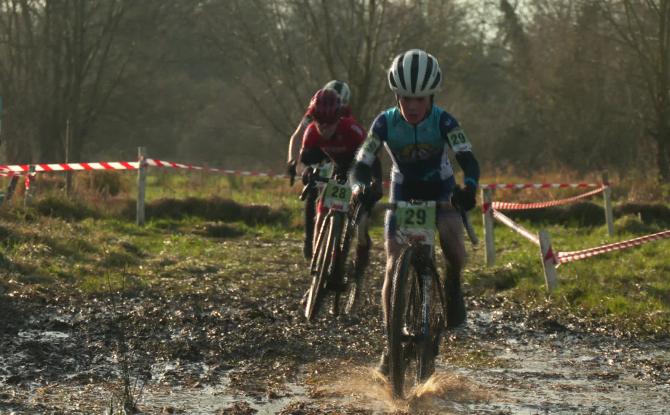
140 310 669 414
448 310 670 414
141 379 306 414
1 303 669 413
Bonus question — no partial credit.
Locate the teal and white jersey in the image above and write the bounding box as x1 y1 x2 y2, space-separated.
355 105 472 185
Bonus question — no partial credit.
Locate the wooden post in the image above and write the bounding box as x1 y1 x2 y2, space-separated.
601 171 614 237
482 187 495 266
136 147 147 226
24 165 36 206
539 229 559 292
65 119 73 196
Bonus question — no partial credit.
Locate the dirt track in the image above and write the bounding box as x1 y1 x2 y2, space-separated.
1 235 669 414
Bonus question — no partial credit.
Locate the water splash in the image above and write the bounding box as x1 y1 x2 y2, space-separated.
407 373 491 414
310 362 489 414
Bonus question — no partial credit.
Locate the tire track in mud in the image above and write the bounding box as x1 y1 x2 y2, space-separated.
0 236 668 414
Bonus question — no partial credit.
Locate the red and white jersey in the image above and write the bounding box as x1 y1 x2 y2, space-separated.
301 116 366 171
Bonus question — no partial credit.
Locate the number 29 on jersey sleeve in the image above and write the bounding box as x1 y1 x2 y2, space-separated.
446 128 472 152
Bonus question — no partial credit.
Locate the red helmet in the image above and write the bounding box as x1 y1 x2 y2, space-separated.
307 88 342 124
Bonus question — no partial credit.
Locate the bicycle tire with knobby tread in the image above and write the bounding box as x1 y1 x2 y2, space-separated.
388 245 417 398
305 214 335 320
341 203 365 315
388 245 442 398
415 255 442 383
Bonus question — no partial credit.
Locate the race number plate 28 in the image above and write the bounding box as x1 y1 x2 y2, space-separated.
395 201 436 245
322 180 351 212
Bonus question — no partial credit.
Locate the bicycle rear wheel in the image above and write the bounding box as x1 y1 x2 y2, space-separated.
388 245 422 399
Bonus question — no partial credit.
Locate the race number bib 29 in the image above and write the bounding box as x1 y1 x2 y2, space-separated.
446 128 472 152
322 180 351 212
395 201 436 245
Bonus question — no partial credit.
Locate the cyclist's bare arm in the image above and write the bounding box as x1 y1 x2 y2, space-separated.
287 116 311 164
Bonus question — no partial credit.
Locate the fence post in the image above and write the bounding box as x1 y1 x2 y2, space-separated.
65 119 73 196
601 171 614 237
539 229 559 292
482 187 495 266
24 165 36 206
136 147 147 226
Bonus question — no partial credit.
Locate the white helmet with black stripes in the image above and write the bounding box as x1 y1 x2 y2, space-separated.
388 49 441 97
323 80 351 105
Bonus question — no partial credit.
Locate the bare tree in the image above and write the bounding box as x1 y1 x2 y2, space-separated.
202 0 471 141
0 0 138 163
602 0 670 181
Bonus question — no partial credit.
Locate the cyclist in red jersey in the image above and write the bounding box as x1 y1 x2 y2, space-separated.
287 80 352 173
299 88 382 314
287 80 352 259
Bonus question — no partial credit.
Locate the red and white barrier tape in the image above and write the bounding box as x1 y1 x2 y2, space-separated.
557 229 670 264
491 186 606 211
482 183 598 190
0 159 604 192
147 159 288 178
0 161 140 173
491 209 540 246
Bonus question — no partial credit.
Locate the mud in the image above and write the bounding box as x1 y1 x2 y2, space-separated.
1 236 668 414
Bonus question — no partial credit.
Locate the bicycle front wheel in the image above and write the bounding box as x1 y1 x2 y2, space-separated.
415 258 442 383
388 245 422 399
305 214 336 320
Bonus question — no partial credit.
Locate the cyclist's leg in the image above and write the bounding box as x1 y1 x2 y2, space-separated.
353 208 372 276
436 208 467 329
355 177 381 277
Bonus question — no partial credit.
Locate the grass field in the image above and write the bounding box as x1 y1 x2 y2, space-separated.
1 170 669 337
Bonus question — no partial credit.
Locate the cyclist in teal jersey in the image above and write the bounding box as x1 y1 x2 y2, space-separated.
350 49 480 375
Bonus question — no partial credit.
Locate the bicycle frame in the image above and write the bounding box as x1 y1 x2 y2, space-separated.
304 174 363 320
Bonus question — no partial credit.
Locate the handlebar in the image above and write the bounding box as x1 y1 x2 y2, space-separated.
299 175 330 201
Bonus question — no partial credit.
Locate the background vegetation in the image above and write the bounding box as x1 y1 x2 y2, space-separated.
1 0 669 183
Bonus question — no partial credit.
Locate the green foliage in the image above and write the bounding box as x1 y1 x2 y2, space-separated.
34 195 99 221
137 197 291 226
613 214 658 235
88 171 128 197
193 222 245 239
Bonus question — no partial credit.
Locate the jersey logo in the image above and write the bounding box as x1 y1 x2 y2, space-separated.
398 143 437 160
